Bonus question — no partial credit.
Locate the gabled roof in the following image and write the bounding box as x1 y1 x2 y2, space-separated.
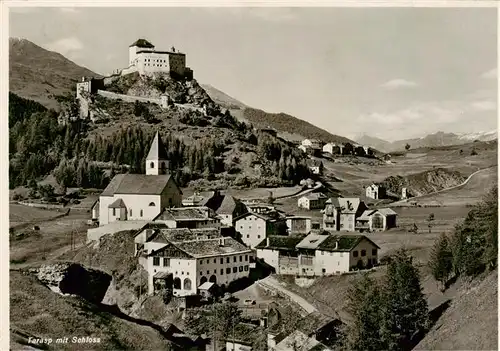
154 207 211 221
359 208 397 220
173 237 251 258
302 192 327 200
216 195 240 215
234 210 283 223
101 174 174 196
318 234 381 252
108 198 126 209
130 38 155 48
296 233 329 250
146 227 221 244
146 131 169 160
254 235 305 250
325 197 363 214
296 312 340 336
377 208 398 216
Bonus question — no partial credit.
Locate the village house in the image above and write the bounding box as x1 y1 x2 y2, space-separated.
297 192 328 210
234 211 288 248
181 192 206 207
322 197 368 232
354 145 366 157
145 235 254 296
91 132 182 226
322 143 342 155
301 139 323 149
255 232 380 276
271 330 332 351
365 183 386 200
356 208 398 232
198 191 248 227
363 145 374 156
153 206 221 230
286 216 312 235
306 159 324 175
341 142 354 155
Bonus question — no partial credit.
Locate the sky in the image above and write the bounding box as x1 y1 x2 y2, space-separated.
9 6 498 141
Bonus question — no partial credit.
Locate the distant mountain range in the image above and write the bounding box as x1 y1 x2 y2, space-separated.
357 131 498 153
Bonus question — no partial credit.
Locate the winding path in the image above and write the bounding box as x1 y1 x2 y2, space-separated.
258 275 318 316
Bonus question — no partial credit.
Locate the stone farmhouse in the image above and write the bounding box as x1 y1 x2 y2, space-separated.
297 192 328 210
91 132 182 227
322 143 343 155
356 208 398 232
255 232 380 275
322 198 368 232
365 183 386 200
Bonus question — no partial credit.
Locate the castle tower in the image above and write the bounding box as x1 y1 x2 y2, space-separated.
146 131 169 175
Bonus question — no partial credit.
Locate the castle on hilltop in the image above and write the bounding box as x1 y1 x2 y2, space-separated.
124 38 193 79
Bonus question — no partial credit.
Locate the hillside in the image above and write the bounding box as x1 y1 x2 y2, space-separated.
381 167 467 198
10 269 184 350
415 270 498 351
200 84 247 110
9 38 100 109
358 131 498 153
243 107 356 144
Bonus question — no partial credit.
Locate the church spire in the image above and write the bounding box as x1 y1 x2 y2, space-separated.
146 131 169 175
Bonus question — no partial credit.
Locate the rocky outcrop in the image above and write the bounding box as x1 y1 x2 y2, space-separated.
33 262 112 303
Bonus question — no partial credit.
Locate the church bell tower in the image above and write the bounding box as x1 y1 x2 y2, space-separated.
146 131 169 175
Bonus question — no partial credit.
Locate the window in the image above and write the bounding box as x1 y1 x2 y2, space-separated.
245 255 248 261
213 259 216 263
239 256 242 262
149 202 155 207
163 258 170 267
233 267 237 273
153 257 160 266
130 209 133 216
181 271 184 275
322 268 326 274
226 268 231 274
321 251 324 255
140 210 143 217
226 257 230 263
233 257 237 263
206 270 209 275
187 272 189 276
361 250 366 257
221 269 224 275
183 278 192 290
239 266 243 272
247 235 250 238
220 258 223 264
257 235 261 239
150 162 154 168
372 249 377 256
353 251 358 258
244 266 249 271
214 270 216 273
112 208 116 216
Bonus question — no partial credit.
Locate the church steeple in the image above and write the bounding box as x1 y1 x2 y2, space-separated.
146 131 169 175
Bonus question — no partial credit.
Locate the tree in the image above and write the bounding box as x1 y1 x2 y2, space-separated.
428 233 453 291
344 273 386 351
409 223 418 234
381 249 429 351
427 213 435 233
405 143 411 151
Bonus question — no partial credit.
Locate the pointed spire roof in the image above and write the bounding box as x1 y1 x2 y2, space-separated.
146 131 168 160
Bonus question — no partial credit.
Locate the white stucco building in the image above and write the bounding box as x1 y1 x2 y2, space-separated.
365 183 386 200
255 232 380 276
234 211 287 249
144 234 254 296
92 132 182 226
356 208 398 232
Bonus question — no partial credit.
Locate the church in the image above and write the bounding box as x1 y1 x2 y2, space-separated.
91 132 182 226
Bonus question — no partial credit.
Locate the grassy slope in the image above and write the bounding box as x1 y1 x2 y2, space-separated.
9 38 99 109
10 270 177 351
243 107 355 144
415 270 498 351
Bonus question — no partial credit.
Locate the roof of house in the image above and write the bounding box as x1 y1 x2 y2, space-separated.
222 323 259 346
101 174 174 196
296 312 340 336
358 208 397 220
296 233 329 250
234 210 283 223
216 195 241 215
173 237 251 258
146 131 169 160
153 271 172 279
254 235 305 250
146 227 221 244
198 282 215 290
108 198 127 209
286 215 312 220
182 194 205 205
136 50 185 55
154 207 211 221
377 208 398 216
130 39 155 48
275 330 331 351
318 234 381 252
302 192 327 201
326 197 363 214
